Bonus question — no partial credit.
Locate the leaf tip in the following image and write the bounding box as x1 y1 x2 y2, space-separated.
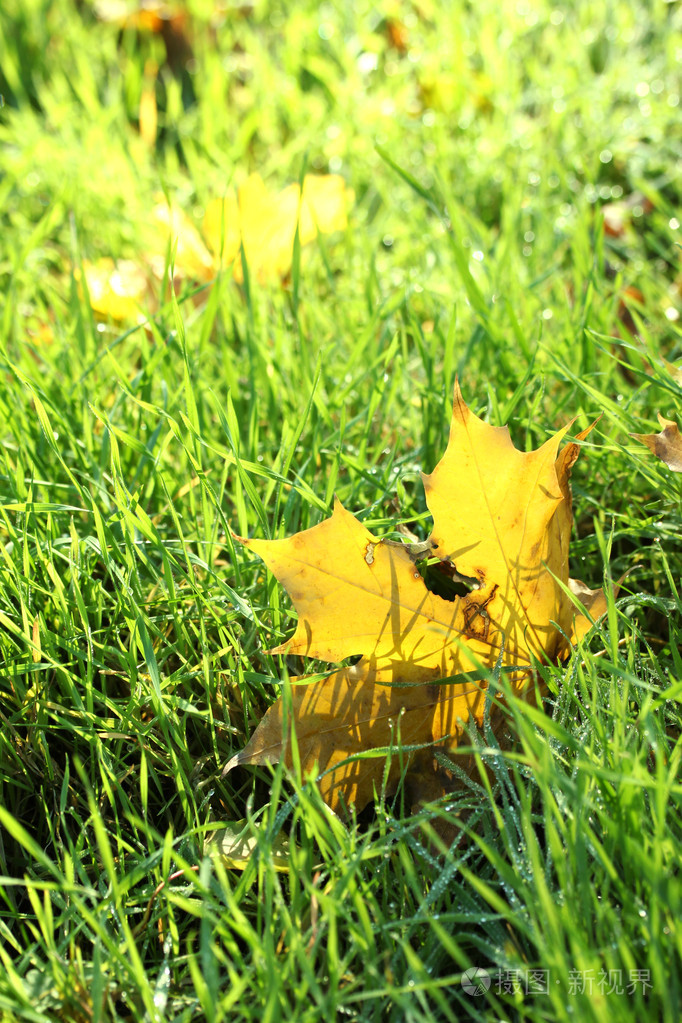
221 752 241 777
578 414 602 440
450 377 473 429
657 412 677 430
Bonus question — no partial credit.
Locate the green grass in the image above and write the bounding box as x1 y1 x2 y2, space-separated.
1 0 682 1019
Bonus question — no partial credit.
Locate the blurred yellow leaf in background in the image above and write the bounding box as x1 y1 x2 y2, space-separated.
153 201 216 282
203 173 352 283
80 258 150 322
81 175 352 324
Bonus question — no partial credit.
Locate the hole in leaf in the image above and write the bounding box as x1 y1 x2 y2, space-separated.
418 558 479 602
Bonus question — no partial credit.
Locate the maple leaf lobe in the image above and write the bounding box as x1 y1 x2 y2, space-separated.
229 385 603 813
632 414 682 472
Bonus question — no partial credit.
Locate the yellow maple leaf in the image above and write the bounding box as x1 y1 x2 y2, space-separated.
152 200 216 282
79 258 150 323
203 173 352 283
226 385 602 812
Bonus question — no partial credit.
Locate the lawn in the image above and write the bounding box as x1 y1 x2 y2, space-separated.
1 1 681 1020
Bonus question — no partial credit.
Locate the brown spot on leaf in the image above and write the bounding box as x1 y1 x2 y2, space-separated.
463 585 498 640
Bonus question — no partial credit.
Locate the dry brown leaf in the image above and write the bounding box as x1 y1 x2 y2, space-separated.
95 1 193 74
632 414 682 472
225 384 602 812
617 285 645 338
568 578 609 642
384 17 410 53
